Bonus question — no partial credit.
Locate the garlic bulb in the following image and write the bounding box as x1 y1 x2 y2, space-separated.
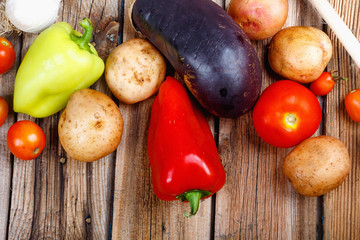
5 0 61 33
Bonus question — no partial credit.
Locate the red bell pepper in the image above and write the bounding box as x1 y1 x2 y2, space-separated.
147 76 226 217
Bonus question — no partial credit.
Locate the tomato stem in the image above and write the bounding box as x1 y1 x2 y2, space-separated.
33 147 40 154
330 70 348 82
286 113 297 126
1 40 9 46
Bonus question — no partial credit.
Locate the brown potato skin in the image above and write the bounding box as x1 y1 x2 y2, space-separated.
268 26 332 83
58 89 123 162
105 38 166 104
227 0 288 40
283 135 350 197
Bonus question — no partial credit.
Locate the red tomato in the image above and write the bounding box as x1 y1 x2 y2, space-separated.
309 72 335 96
0 97 8 127
0 37 16 74
252 80 322 148
7 120 46 160
345 89 360 123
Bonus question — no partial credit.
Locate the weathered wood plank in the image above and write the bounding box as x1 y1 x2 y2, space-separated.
7 31 38 240
214 0 322 239
8 160 36 240
86 0 119 239
111 0 216 239
59 0 119 239
4 0 119 239
324 0 360 239
0 28 20 240
30 116 63 240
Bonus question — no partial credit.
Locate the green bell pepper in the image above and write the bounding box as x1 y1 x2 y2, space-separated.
13 18 105 118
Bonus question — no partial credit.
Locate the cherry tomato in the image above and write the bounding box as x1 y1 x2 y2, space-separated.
345 89 360 123
309 72 335 96
0 97 8 127
7 120 46 160
252 80 322 148
0 37 16 74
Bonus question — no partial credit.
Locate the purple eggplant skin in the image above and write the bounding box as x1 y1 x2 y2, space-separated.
131 0 262 118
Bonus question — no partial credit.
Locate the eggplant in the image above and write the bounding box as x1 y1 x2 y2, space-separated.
131 0 262 118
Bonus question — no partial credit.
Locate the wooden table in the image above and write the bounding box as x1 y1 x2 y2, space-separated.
0 0 359 239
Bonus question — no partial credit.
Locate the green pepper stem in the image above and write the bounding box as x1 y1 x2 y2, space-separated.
176 190 212 218
70 18 93 54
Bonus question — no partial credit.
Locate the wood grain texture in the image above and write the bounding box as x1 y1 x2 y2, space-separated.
58 1 119 240
0 31 19 240
324 0 360 239
0 0 359 239
7 31 38 240
1 0 119 239
214 0 323 239
111 1 213 239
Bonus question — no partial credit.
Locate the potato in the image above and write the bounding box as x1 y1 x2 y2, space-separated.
283 135 351 197
58 89 123 162
105 38 166 104
268 26 333 83
227 0 288 40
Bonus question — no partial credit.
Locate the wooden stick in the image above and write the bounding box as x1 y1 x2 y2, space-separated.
307 0 360 68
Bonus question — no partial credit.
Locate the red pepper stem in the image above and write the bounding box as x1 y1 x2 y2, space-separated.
70 18 93 54
176 190 212 218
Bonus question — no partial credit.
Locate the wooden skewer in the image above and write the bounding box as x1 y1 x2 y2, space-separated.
307 0 360 68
